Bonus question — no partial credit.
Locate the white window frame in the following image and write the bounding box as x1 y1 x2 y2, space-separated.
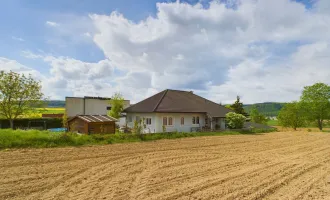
136 116 141 122
192 116 200 125
180 116 185 126
168 116 174 126
145 117 152 126
163 116 168 126
163 116 174 126
127 115 133 123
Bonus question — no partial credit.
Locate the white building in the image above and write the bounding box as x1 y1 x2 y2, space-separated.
66 96 130 126
123 89 231 133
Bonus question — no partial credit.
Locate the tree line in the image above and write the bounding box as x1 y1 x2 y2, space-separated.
278 83 330 130
225 82 330 131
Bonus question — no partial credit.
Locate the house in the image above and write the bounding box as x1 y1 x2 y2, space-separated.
123 89 232 133
68 115 117 134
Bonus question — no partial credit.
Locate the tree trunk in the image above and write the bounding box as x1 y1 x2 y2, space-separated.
318 119 323 131
9 119 14 129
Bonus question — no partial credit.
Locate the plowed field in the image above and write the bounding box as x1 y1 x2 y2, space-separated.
1 131 330 200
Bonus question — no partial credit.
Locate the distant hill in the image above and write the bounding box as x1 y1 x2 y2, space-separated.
243 102 286 117
45 100 65 108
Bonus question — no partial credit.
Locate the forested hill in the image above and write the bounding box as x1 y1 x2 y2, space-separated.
45 100 65 108
243 102 286 117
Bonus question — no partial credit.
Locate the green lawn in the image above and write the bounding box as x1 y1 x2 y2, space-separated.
267 120 278 126
0 128 276 149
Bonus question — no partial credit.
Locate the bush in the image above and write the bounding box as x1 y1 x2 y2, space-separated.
225 112 246 129
0 118 62 129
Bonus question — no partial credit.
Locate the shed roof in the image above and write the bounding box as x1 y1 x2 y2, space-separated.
123 89 232 117
68 115 117 123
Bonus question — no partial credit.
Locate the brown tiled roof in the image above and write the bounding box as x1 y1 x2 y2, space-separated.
124 89 232 117
68 115 117 123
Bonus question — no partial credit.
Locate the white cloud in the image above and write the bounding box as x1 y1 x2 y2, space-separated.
21 50 43 59
85 0 330 103
0 57 60 98
11 36 24 42
18 0 330 104
46 21 59 27
0 57 43 78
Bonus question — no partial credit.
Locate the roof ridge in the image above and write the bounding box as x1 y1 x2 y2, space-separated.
153 89 168 111
166 89 193 93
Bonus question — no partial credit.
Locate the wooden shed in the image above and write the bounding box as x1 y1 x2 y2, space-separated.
68 115 117 134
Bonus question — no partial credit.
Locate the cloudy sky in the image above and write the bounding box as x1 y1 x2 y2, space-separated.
1 0 330 104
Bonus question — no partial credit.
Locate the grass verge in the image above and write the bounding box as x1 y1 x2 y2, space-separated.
0 128 277 149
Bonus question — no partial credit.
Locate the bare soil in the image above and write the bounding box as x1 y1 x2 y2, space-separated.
1 131 330 200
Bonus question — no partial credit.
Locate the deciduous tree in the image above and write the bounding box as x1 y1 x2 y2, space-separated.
108 92 124 119
300 83 330 130
0 71 44 129
278 101 306 130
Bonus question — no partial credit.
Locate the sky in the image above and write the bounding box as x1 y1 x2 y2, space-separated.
1 0 330 104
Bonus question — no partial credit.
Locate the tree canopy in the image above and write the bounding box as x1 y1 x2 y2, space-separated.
249 106 268 125
300 83 330 130
230 96 248 116
278 101 306 130
108 92 125 119
0 71 44 129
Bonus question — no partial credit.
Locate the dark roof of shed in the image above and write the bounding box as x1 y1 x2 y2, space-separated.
68 115 117 123
123 89 232 117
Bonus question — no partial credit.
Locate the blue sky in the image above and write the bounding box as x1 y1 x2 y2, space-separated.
0 0 329 103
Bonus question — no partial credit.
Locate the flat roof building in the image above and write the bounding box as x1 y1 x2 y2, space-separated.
66 96 130 118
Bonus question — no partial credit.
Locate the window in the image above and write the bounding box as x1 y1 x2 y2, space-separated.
163 117 167 125
106 106 112 110
146 118 152 125
136 116 140 122
181 117 184 125
128 116 132 122
205 117 208 125
192 116 199 125
169 117 173 126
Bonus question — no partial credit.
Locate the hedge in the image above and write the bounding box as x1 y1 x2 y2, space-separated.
0 118 62 130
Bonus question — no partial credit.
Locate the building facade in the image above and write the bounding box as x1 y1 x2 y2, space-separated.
66 96 130 119
124 89 230 133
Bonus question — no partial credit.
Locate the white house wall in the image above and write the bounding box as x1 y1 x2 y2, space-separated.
66 97 130 117
66 98 84 117
126 113 206 133
126 113 158 133
85 99 111 115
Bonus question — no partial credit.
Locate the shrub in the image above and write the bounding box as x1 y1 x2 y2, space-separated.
225 112 246 129
132 120 143 135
